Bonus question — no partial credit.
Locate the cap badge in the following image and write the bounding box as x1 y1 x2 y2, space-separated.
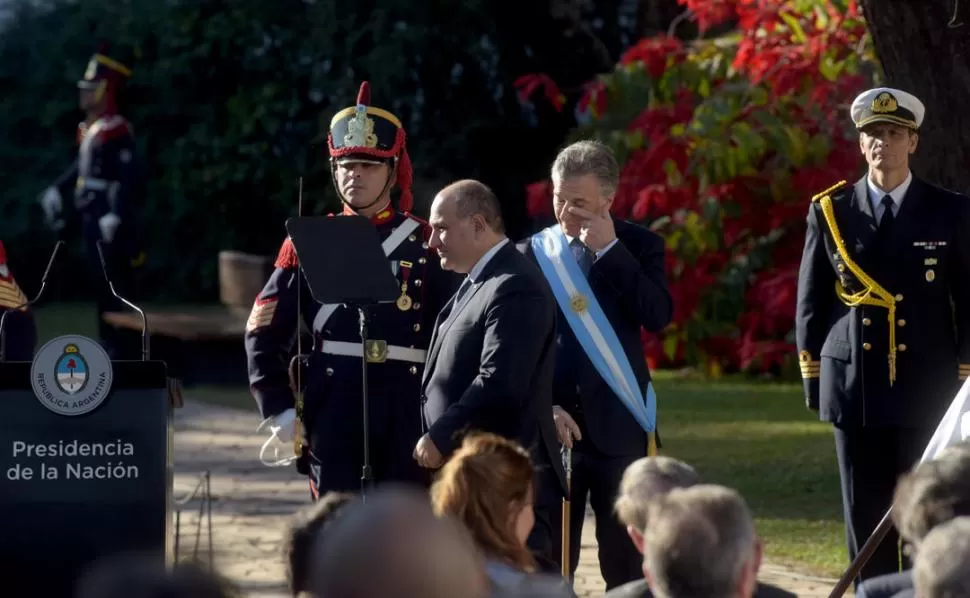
344 104 378 148
872 92 898 114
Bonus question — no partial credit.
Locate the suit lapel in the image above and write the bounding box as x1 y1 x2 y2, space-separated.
422 295 454 386
852 176 877 239
844 176 878 272
422 242 512 387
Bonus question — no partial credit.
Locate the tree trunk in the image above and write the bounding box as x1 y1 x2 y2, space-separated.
861 0 970 194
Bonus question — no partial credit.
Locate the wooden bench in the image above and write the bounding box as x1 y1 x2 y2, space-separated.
103 251 277 388
102 307 248 342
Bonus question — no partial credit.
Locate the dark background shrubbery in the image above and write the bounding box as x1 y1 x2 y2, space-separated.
0 0 684 304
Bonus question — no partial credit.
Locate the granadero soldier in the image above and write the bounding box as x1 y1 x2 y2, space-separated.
38 47 144 359
795 86 970 584
245 81 459 498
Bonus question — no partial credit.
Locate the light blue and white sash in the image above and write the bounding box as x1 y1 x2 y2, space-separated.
531 226 657 434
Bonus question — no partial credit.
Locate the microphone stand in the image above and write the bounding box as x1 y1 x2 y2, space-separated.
96 241 149 361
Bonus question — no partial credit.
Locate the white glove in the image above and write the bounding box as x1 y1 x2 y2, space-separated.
256 408 298 467
98 212 121 243
961 411 970 441
39 187 64 229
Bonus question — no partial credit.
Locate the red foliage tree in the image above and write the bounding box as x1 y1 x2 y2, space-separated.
516 0 877 375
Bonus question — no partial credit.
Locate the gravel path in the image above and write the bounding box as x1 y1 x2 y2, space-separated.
172 400 841 597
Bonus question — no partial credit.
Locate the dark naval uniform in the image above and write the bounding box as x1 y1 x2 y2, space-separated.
245 81 459 498
796 87 970 583
39 50 143 359
0 241 37 362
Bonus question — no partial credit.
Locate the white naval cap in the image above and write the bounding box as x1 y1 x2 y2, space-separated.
850 87 925 130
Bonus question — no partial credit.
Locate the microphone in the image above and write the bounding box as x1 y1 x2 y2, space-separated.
96 241 150 361
0 241 64 362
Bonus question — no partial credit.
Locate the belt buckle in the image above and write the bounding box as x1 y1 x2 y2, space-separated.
365 339 388 363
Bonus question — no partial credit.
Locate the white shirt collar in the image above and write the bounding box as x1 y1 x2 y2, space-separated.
867 169 913 209
467 237 509 283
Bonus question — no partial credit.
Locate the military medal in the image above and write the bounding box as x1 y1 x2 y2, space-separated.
926 269 936 282
397 260 413 311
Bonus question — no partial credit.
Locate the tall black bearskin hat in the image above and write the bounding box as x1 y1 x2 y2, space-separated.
77 44 132 113
327 81 413 213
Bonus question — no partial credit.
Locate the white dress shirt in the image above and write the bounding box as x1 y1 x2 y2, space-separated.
867 169 912 221
465 237 509 284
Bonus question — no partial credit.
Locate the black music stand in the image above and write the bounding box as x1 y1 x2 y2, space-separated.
285 216 400 494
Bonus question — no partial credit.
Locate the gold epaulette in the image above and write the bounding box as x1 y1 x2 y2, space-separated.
799 351 820 379
817 193 899 385
811 180 848 203
959 364 970 381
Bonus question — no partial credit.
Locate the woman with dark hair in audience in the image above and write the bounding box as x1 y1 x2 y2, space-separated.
430 432 573 597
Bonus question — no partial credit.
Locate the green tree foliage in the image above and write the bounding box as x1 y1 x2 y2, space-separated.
0 0 606 302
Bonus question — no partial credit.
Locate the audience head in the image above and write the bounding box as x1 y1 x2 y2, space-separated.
309 485 486 598
550 139 619 238
429 179 505 274
913 516 970 598
644 484 761 598
430 433 537 572
892 442 970 549
283 491 356 597
614 456 700 552
75 553 238 598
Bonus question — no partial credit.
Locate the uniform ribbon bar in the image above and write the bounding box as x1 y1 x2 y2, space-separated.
531 226 657 436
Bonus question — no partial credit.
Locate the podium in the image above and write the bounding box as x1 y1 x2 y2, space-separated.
0 334 173 597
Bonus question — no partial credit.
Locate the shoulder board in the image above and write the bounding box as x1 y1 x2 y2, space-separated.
405 212 432 241
274 237 299 269
811 180 848 203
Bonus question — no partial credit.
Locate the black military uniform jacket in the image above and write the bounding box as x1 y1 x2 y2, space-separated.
245 207 457 428
796 176 970 429
51 115 140 257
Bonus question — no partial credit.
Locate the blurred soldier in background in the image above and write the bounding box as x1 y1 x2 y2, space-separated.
38 46 144 358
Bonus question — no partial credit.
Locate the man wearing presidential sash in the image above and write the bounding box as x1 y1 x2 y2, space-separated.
518 140 673 589
796 87 970 585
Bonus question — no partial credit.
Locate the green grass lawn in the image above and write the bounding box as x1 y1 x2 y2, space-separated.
31 302 846 578
652 373 845 577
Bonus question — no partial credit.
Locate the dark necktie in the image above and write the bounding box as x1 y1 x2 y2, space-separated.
879 195 895 230
453 276 472 307
433 277 472 338
571 239 593 277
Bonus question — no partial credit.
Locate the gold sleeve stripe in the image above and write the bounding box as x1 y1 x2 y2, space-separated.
799 350 820 378
246 298 278 332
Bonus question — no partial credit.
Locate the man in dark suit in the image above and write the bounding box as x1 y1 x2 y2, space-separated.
414 179 566 567
796 86 970 585
519 140 672 590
